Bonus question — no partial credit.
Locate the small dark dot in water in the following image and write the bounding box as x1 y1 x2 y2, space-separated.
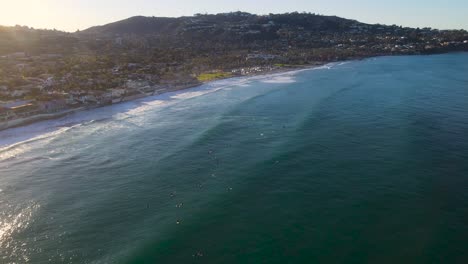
176 220 181 225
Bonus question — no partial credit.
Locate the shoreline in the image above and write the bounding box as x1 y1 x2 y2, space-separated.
0 107 87 131
0 63 321 132
1 51 463 133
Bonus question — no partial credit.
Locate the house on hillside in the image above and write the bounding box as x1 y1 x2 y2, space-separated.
246 54 278 60
5 52 27 59
111 88 126 98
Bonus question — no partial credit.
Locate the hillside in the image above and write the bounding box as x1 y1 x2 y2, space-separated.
1 12 466 57
81 16 181 36
80 12 362 37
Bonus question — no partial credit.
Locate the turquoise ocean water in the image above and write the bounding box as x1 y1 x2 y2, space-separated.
1 53 468 263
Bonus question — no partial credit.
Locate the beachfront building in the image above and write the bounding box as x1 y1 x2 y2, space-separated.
0 107 14 121
38 99 67 113
10 103 41 118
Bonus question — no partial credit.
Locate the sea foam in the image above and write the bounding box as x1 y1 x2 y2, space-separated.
0 69 306 150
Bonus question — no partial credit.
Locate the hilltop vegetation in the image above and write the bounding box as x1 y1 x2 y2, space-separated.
80 12 358 37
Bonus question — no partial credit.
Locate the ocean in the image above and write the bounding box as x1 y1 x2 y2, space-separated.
1 53 468 263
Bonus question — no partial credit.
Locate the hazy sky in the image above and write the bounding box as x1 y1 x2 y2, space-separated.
1 0 467 32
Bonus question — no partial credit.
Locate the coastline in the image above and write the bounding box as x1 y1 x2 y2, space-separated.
4 51 457 133
0 63 321 132
0 107 86 131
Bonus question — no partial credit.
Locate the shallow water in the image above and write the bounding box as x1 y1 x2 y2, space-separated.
1 54 468 263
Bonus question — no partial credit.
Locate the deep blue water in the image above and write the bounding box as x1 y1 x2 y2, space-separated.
1 53 468 263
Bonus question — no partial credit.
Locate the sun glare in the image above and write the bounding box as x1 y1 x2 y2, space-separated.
0 1 60 29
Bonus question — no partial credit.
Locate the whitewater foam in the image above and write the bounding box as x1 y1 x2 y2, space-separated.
0 68 310 150
261 75 297 84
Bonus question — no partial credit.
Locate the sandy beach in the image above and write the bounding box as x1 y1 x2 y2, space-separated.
0 64 320 134
0 64 319 149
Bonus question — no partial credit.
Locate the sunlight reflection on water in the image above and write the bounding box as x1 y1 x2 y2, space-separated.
0 202 40 263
